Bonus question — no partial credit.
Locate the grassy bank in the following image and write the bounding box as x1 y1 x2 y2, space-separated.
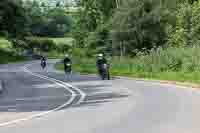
55 62 200 84
55 46 200 84
0 38 26 64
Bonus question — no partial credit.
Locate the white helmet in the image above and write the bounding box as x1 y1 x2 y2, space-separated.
97 53 103 57
65 54 69 58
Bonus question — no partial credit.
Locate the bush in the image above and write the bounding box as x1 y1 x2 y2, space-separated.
56 43 72 54
0 31 9 38
40 39 56 52
11 39 28 54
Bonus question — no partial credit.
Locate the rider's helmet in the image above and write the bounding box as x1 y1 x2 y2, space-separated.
65 54 69 58
97 53 103 59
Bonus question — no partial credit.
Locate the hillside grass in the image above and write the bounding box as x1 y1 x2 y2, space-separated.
55 46 200 84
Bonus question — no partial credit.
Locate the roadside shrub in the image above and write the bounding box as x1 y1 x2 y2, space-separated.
0 31 9 38
71 47 87 58
25 38 56 52
11 39 28 54
57 43 72 54
40 39 56 52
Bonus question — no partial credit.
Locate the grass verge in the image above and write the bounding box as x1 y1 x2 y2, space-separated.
55 46 200 85
55 62 200 84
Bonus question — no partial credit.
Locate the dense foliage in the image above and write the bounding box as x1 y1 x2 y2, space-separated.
24 0 72 37
0 0 30 38
73 0 177 56
0 0 72 38
111 0 175 55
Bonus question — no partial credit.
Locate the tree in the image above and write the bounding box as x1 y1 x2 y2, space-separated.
97 0 117 20
73 0 117 48
24 0 46 36
23 1 72 37
46 8 72 37
169 3 192 47
0 0 30 38
169 0 200 47
111 0 174 55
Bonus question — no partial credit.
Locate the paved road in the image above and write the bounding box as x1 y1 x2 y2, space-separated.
0 60 200 133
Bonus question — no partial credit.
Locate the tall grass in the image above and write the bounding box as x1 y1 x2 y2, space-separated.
134 46 200 73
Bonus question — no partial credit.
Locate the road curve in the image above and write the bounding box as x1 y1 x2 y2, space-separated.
0 60 200 133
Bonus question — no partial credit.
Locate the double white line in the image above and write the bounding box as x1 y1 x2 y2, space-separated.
0 63 86 127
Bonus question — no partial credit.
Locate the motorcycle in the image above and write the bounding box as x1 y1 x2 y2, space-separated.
41 60 46 69
99 63 110 80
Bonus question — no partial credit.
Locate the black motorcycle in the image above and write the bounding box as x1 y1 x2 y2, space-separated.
41 60 46 69
99 63 110 80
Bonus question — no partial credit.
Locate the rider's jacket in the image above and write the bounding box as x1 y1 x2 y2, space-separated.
96 58 107 69
64 57 72 72
64 57 71 65
41 57 46 63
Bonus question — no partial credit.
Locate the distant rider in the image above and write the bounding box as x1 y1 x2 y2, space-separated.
63 54 72 74
41 56 47 69
96 53 110 80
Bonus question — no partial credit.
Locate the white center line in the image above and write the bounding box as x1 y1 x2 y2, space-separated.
0 62 86 127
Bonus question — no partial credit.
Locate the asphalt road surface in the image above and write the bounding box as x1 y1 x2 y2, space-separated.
0 60 200 133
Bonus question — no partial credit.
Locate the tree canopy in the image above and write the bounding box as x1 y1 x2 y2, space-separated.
0 0 29 38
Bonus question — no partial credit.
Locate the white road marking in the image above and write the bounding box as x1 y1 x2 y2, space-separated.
82 98 126 104
33 83 62 89
24 63 86 104
86 90 130 96
57 81 86 105
0 62 86 127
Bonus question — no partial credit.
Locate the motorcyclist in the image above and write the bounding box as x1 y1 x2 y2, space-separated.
96 53 110 80
41 56 47 69
63 54 72 74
